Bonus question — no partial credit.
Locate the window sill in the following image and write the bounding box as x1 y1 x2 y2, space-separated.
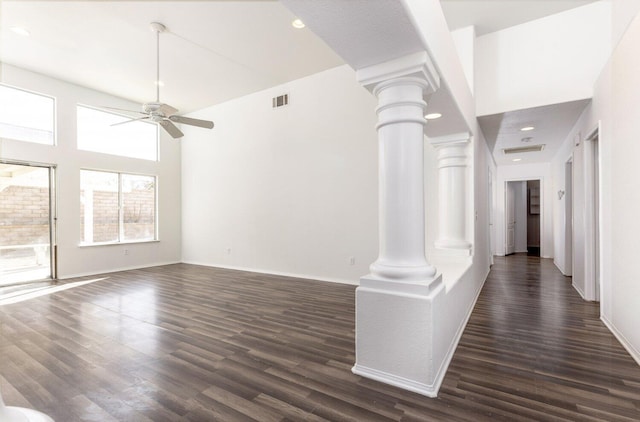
78 239 159 248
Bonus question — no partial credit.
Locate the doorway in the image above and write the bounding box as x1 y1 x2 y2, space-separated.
0 161 56 286
505 179 542 256
526 180 541 256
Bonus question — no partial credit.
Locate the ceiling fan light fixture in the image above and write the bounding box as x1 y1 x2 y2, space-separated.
149 22 166 33
106 21 214 139
292 18 306 29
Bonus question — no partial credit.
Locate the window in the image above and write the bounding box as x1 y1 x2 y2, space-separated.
77 105 158 161
0 84 55 145
80 170 156 245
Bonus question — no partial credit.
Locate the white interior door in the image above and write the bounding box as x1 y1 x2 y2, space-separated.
506 182 516 255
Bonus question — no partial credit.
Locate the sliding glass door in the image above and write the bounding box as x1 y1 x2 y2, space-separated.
0 162 56 286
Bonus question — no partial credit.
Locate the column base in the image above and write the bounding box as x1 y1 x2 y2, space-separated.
369 261 437 282
353 274 446 397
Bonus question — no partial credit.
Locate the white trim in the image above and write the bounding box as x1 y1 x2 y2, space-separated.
582 124 600 302
601 315 640 367
572 281 586 300
429 132 470 147
503 177 544 257
352 364 438 397
181 260 358 286
58 260 180 280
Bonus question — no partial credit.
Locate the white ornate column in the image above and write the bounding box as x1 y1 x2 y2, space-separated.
352 52 446 397
367 74 437 281
431 133 471 253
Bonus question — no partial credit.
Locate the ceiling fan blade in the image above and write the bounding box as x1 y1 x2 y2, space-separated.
168 115 214 129
101 106 146 115
111 116 151 127
159 103 179 116
159 119 184 139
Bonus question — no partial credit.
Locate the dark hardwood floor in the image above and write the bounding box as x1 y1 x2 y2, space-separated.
1 255 639 421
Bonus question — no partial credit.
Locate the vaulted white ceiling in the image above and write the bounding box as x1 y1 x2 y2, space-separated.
0 1 343 113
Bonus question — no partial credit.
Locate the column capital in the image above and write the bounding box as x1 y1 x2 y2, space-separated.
356 51 440 96
429 132 471 148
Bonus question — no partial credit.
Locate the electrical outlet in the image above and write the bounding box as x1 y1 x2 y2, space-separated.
124 249 129 256
349 256 355 265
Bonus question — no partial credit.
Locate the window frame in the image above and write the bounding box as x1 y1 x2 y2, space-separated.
79 169 158 246
0 82 57 146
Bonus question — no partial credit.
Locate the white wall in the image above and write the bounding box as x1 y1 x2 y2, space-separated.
496 163 553 258
450 26 475 95
550 8 640 365
551 104 593 288
604 13 640 363
181 65 378 284
0 64 182 278
476 1 611 116
612 0 640 48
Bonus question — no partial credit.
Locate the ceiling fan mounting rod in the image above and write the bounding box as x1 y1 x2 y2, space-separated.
150 22 166 103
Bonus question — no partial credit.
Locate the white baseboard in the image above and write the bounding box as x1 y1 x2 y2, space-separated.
58 260 181 280
572 282 586 300
181 260 358 286
352 364 437 397
601 315 640 367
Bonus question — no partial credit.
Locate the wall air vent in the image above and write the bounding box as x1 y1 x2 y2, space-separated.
272 94 289 108
503 144 545 154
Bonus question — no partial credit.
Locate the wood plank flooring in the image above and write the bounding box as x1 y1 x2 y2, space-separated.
1 255 639 421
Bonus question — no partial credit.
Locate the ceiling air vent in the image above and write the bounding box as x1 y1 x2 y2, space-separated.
503 144 545 155
272 94 289 108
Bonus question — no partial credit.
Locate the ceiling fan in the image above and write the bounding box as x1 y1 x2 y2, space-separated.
105 22 214 139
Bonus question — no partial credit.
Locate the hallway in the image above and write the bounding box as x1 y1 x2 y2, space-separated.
441 254 640 421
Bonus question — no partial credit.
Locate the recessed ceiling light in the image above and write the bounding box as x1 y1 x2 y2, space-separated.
425 113 442 120
520 126 535 132
512 158 522 162
292 19 305 29
11 26 30 37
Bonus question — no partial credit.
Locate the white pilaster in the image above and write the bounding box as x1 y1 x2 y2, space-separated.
352 52 447 397
430 133 471 253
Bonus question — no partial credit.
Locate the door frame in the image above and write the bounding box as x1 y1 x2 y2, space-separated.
504 177 544 257
488 166 495 265
505 181 517 255
583 126 600 302
0 158 58 281
565 157 573 276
